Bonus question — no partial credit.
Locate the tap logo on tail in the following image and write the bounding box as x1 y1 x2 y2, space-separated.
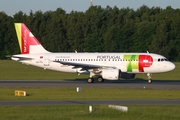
14 23 40 54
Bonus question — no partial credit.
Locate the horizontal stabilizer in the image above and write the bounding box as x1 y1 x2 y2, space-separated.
11 55 33 61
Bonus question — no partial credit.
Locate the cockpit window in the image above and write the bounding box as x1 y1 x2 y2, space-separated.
158 58 169 62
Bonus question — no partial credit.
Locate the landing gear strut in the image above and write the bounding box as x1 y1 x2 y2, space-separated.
147 73 152 83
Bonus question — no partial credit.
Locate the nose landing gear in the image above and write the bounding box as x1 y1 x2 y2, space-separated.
147 73 152 83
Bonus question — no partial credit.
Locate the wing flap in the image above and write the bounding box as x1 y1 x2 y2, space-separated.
53 61 115 70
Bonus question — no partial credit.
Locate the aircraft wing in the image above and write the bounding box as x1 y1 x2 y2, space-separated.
53 61 116 70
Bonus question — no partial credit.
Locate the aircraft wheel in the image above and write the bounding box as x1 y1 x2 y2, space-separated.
147 73 152 83
148 79 152 83
87 78 94 83
97 77 104 83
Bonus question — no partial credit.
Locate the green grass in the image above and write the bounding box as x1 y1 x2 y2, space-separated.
0 60 180 80
0 105 180 120
0 88 180 100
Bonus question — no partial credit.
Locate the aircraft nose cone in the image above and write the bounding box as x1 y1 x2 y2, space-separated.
169 62 175 71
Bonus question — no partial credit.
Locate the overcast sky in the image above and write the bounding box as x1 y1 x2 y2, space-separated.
0 0 180 16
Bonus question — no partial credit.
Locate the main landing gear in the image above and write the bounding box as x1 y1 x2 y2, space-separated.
97 77 104 83
87 77 104 83
147 73 152 83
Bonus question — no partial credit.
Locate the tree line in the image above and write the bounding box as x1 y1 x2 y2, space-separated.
0 5 180 61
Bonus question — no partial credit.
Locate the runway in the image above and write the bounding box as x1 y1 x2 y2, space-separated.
0 79 180 89
0 80 180 106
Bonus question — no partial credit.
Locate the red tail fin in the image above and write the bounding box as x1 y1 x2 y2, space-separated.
14 23 49 54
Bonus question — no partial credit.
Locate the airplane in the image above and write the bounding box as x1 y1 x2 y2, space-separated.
11 23 175 83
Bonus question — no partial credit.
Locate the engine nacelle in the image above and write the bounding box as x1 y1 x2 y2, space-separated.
120 73 136 79
102 69 120 80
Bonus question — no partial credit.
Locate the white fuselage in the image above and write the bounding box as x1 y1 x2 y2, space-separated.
12 53 175 74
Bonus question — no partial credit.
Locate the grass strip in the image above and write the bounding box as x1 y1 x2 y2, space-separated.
0 88 180 100
0 105 180 120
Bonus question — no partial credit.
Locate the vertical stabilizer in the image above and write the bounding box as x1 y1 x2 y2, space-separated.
14 23 49 54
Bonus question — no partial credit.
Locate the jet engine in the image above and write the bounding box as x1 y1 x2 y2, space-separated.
101 68 120 80
101 68 135 80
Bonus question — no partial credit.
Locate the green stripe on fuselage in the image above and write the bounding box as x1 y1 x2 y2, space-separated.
124 55 139 72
